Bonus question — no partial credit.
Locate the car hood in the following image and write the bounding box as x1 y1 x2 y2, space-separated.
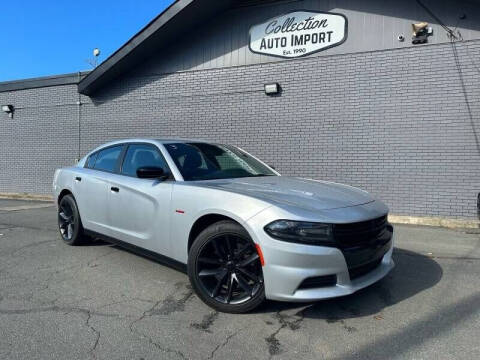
191 176 375 211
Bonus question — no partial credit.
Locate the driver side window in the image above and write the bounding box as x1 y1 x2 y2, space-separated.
121 144 169 177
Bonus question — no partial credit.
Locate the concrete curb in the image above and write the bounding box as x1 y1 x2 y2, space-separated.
0 193 54 202
388 215 479 230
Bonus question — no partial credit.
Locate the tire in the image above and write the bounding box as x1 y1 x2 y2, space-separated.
188 220 265 313
58 194 87 246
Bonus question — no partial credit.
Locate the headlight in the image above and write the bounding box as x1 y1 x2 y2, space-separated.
264 220 335 245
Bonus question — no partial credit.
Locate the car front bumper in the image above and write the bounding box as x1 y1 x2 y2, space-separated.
250 219 395 302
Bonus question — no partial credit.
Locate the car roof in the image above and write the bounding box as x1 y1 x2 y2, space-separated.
157 138 211 144
86 138 217 154
94 138 211 147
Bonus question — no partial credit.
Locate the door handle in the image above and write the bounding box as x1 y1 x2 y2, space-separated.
110 186 119 193
75 177 82 182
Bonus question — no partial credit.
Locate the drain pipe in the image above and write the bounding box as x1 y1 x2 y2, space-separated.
76 72 82 163
477 193 480 220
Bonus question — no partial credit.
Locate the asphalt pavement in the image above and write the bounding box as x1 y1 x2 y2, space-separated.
0 199 479 360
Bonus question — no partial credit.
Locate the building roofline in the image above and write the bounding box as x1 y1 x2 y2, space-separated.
0 72 90 93
0 1 258 96
78 0 231 96
78 0 192 96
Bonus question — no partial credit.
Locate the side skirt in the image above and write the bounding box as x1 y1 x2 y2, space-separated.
84 229 187 273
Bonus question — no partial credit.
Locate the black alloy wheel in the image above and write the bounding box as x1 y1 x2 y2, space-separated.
188 220 265 313
59 201 75 241
58 194 86 245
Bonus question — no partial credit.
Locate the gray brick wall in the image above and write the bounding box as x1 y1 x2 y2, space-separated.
1 40 479 219
0 85 80 194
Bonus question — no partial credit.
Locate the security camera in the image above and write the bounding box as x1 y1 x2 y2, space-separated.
398 35 405 42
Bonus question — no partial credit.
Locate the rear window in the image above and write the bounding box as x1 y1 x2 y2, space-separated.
93 146 123 172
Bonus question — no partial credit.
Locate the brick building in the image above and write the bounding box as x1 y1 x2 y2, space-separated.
0 0 479 221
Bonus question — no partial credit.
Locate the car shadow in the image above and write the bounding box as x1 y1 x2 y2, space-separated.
79 237 112 247
79 239 443 319
255 248 443 319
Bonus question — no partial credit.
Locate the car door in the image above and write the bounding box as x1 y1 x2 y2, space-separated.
74 145 124 235
106 143 174 256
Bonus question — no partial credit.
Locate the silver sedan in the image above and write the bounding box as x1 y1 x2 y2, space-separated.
53 138 394 313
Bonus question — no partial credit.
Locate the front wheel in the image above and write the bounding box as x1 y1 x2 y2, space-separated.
188 220 265 313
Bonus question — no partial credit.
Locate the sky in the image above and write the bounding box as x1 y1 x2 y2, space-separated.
0 1 175 82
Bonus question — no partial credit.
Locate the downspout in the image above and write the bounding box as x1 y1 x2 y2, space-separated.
77 72 82 162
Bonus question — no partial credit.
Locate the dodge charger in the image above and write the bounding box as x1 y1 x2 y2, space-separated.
53 138 394 313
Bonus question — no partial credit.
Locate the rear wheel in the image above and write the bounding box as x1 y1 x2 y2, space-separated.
58 194 87 246
188 220 265 313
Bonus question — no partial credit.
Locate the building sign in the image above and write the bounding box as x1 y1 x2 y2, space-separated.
249 11 348 58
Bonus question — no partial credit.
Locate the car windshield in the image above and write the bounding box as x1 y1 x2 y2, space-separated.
164 143 277 181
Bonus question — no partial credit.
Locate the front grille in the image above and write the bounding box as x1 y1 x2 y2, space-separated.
333 216 392 280
348 258 383 280
333 215 388 247
298 275 337 289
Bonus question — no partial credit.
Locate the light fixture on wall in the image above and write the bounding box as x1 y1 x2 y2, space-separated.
1 105 14 118
264 83 280 95
412 22 433 44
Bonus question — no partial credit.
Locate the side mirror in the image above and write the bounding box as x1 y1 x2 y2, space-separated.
136 167 168 179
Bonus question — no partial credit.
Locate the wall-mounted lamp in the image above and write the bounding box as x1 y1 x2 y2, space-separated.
1 105 14 118
264 83 280 95
412 22 433 44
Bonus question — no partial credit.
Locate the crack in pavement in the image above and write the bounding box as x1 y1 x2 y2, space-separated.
326 317 358 333
265 307 306 357
86 248 116 268
150 284 194 316
0 223 57 233
85 311 101 359
129 298 163 333
209 329 241 359
0 239 57 257
0 305 123 318
0 299 129 358
190 311 219 332
129 297 187 359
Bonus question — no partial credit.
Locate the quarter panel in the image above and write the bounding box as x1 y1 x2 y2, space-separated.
53 167 110 234
72 168 110 233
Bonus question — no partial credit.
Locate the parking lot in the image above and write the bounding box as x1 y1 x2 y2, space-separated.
0 199 479 360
